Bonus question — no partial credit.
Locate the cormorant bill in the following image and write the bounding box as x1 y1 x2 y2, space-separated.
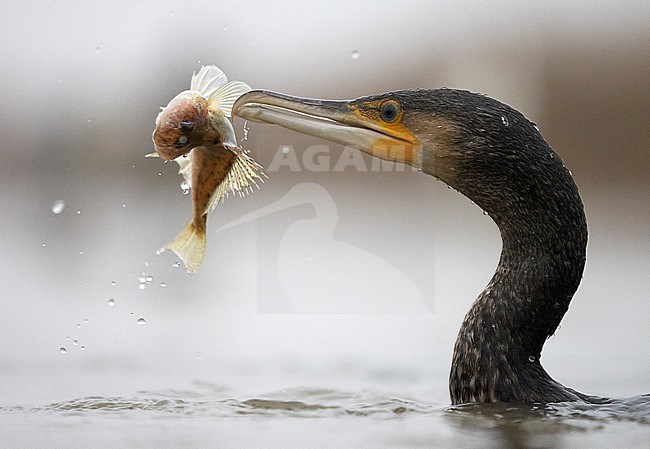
232 88 599 404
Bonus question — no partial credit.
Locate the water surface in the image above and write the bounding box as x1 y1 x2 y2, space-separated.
2 369 648 449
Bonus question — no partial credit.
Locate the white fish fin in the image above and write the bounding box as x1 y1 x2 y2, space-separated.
164 217 206 274
191 65 228 99
208 149 266 212
148 150 193 188
148 148 193 189
174 154 193 189
208 81 252 117
210 113 238 148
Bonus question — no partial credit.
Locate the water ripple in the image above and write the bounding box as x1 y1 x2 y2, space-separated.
3 386 648 424
23 395 437 419
448 394 650 424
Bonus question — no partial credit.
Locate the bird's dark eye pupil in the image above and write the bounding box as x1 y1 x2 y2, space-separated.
381 102 399 122
180 120 194 132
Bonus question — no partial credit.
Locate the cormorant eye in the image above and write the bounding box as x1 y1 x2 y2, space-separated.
380 101 400 123
180 120 195 132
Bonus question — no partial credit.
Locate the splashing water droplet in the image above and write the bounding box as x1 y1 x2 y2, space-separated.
158 172 162 176
84 318 89 324
73 339 78 346
281 146 291 154
52 200 65 214
528 356 536 363
76 323 81 329
80 346 85 351
180 181 190 195
76 210 81 215
223 26 228 32
501 116 509 126
138 284 146 290
172 262 181 268
196 352 204 360
42 243 46 247
156 248 165 256
350 50 360 60
145 275 153 283
60 347 67 354
122 203 127 208
242 120 250 142
160 282 167 288
108 298 115 307
137 317 146 325
94 45 104 54
111 281 116 286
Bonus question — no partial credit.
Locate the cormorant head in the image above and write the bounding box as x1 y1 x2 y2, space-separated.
233 89 542 183
232 89 575 230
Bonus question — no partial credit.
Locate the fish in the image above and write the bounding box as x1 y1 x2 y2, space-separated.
148 65 265 273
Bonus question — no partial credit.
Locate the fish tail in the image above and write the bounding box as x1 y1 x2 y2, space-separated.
164 216 207 273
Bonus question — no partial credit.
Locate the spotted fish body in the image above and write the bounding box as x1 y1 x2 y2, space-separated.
149 66 265 273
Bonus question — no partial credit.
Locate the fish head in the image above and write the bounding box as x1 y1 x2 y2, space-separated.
152 90 211 160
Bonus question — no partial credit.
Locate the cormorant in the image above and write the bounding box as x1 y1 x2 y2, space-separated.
232 88 598 404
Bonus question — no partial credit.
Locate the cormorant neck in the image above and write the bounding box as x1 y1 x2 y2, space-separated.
447 151 587 403
416 95 588 403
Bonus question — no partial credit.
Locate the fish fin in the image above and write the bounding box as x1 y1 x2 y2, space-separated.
211 113 238 148
208 81 252 117
191 65 228 99
148 150 193 189
164 217 207 274
174 153 193 189
208 149 266 211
